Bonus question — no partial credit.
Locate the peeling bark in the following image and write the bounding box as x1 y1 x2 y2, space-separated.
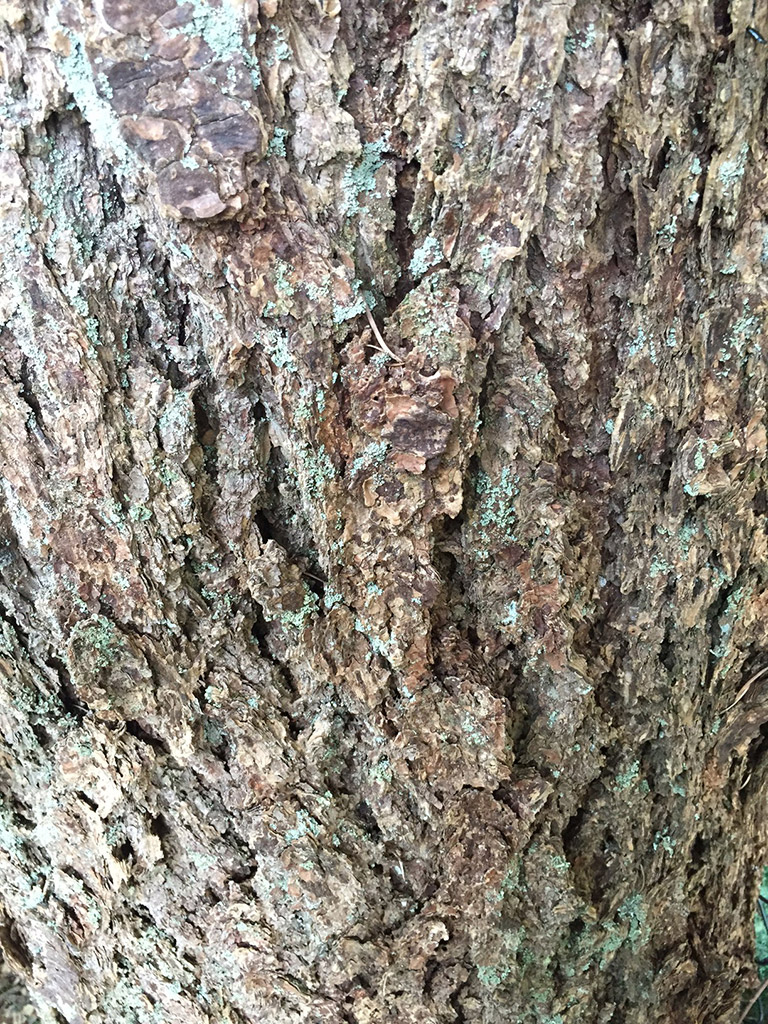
0 1 767 1022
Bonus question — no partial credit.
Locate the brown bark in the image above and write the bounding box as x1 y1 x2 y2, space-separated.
0 0 767 1022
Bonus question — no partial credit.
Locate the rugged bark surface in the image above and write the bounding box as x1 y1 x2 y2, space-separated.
0 0 767 1022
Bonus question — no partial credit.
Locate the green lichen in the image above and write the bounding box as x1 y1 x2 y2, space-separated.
264 25 292 66
267 126 288 157
477 963 511 988
652 829 675 854
332 282 367 324
710 583 752 659
323 583 344 610
370 758 392 783
614 761 640 790
183 0 245 61
349 440 390 479
617 893 648 950
58 33 131 165
129 504 152 523
410 235 443 278
189 851 218 872
283 808 323 844
678 520 697 556
255 323 296 369
470 465 520 558
277 585 319 632
502 600 519 627
597 921 624 968
274 257 296 299
756 867 768 978
478 241 498 269
461 713 486 746
718 303 762 375
648 556 672 579
85 316 100 346
341 139 386 216
627 324 657 362
354 616 396 659
69 615 124 669
487 860 519 904
718 143 749 190
299 442 336 500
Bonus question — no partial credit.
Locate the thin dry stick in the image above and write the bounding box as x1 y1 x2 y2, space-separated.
301 569 326 583
723 665 768 713
738 977 768 1024
361 296 402 363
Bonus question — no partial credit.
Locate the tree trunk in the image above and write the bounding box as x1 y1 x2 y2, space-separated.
0 0 766 1021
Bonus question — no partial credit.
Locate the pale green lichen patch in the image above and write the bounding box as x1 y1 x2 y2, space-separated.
181 0 248 63
476 962 511 988
652 829 675 854
293 381 327 423
369 757 392 783
501 600 519 627
297 442 337 500
469 465 520 558
268 126 289 157
255 323 297 369
57 32 131 166
348 440 390 479
354 616 397 660
341 139 386 216
68 615 125 670
648 555 672 578
282 808 323 844
461 712 487 746
716 302 762 375
264 25 292 66
409 235 443 278
627 324 657 363
614 760 640 790
277 584 319 631
332 283 367 324
128 504 153 523
617 893 648 950
718 142 749 190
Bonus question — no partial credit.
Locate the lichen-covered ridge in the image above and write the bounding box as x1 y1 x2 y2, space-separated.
0 0 767 1022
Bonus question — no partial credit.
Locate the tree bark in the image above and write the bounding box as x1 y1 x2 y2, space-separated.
0 0 767 1021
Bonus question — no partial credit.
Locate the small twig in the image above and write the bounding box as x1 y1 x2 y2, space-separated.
301 569 326 583
723 665 768 713
738 977 768 1024
360 295 402 363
